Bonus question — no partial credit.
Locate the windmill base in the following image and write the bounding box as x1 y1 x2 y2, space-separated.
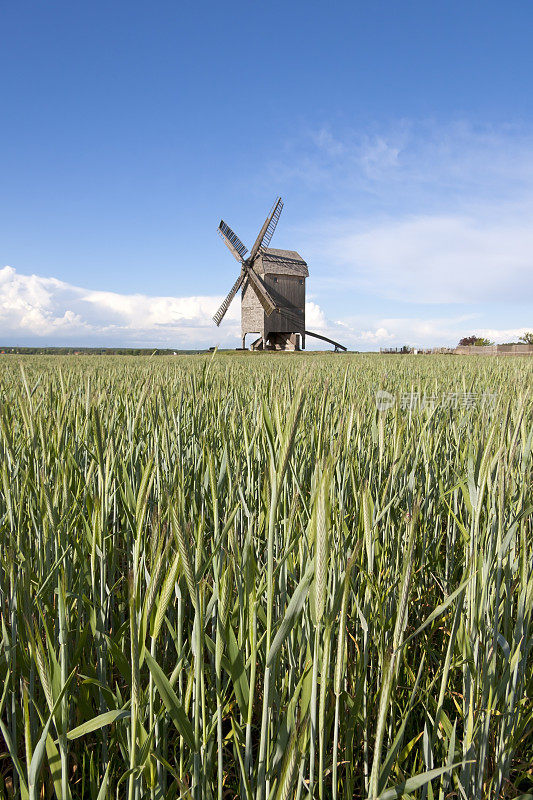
249 333 303 351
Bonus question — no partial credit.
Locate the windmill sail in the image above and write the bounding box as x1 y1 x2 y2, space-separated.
258 197 284 252
213 271 245 326
218 221 248 262
244 268 277 315
249 197 283 261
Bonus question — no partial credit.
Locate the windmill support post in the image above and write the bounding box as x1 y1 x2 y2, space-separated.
305 330 347 352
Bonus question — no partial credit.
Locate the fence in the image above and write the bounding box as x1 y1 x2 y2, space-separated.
455 344 533 356
379 345 533 356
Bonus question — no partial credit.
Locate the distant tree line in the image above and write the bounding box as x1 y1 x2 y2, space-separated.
458 332 533 347
0 347 210 355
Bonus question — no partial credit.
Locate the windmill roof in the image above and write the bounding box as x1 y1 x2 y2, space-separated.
257 248 309 277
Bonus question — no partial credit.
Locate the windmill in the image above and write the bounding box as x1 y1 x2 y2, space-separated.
213 197 346 351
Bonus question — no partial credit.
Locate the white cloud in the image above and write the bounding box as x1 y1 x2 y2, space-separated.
326 213 533 304
0 265 239 347
305 301 327 330
1 264 528 350
0 265 335 349
280 120 533 206
317 315 533 350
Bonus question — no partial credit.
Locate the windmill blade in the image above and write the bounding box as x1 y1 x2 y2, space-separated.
249 197 284 261
218 220 248 262
245 267 277 316
213 271 245 326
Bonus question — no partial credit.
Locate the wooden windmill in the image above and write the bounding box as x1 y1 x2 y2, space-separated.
213 197 346 351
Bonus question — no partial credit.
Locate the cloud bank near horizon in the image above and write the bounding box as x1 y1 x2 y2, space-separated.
0 265 529 350
1 121 532 350
0 265 249 348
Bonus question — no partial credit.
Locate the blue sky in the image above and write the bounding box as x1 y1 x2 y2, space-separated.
1 0 532 348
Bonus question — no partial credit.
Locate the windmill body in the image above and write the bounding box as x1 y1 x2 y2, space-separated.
241 248 308 350
213 197 346 352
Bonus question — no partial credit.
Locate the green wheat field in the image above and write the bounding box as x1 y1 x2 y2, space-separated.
0 353 531 800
